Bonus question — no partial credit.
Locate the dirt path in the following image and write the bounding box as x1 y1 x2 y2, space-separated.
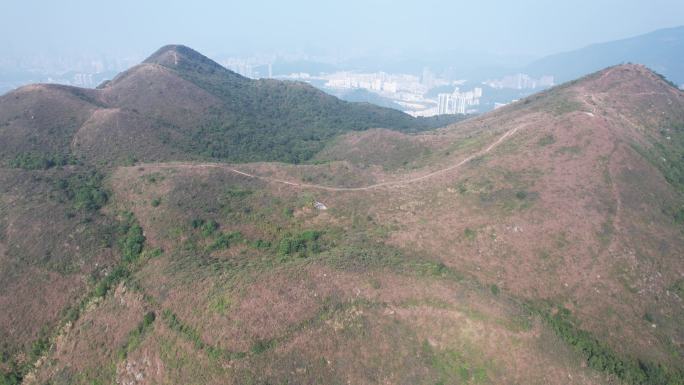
144 124 523 192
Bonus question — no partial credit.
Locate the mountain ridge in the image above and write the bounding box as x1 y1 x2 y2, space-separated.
527 25 684 85
0 45 463 167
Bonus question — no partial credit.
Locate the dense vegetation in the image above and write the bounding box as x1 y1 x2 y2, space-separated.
153 46 462 164
634 120 684 226
277 230 323 258
53 170 109 213
539 305 683 385
176 82 460 163
208 231 243 252
654 122 684 191
119 213 145 263
8 152 76 170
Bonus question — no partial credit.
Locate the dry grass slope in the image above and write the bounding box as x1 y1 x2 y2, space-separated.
1 62 683 385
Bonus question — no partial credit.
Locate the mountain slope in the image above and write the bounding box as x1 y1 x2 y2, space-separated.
376 64 684 370
1 62 683 384
0 45 462 167
0 63 684 384
527 26 684 86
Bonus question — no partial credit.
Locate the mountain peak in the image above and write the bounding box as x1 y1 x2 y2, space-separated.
578 63 682 94
143 44 227 74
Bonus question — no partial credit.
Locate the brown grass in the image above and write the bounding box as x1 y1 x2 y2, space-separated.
11 64 684 384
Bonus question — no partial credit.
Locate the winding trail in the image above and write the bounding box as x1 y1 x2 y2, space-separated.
148 125 523 192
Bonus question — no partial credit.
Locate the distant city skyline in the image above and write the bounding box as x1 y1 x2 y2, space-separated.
2 2 682 111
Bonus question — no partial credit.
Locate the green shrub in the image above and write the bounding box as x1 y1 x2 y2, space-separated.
151 197 161 207
121 223 145 263
424 262 449 277
55 170 109 212
673 207 684 225
122 155 137 166
9 152 76 170
225 188 253 199
94 265 129 298
208 232 243 251
670 279 684 299
142 311 156 326
490 284 500 296
277 230 323 258
300 230 322 242
201 220 219 236
643 312 655 323
537 134 556 147
250 339 275 354
252 239 271 249
456 182 467 194
0 372 20 385
147 247 163 258
29 336 48 361
463 228 476 240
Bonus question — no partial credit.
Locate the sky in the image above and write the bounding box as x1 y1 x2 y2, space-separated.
2 0 684 61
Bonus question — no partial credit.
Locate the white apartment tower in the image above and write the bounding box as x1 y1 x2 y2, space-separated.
437 87 482 115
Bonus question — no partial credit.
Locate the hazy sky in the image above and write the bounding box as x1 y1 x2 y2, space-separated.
3 0 684 60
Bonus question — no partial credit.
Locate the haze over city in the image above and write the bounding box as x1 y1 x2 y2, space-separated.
2 1 683 113
4 0 684 57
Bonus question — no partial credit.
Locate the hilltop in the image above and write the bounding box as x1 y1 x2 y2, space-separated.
0 60 683 385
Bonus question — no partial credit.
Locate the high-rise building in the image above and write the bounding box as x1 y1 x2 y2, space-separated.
437 87 482 115
437 93 451 115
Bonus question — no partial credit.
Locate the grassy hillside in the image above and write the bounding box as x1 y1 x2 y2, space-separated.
1 63 683 384
130 45 466 163
0 166 119 383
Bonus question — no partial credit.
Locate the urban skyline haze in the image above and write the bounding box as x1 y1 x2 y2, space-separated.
3 0 684 60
